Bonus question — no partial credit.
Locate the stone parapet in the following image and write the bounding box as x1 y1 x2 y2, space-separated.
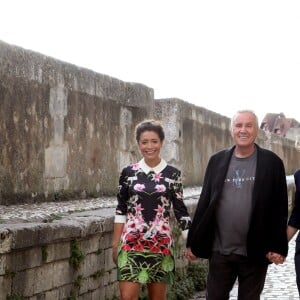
0 208 118 299
0 188 201 300
0 181 295 299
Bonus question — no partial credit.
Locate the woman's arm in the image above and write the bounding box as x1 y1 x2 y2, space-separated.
112 223 124 264
171 170 191 233
113 167 128 263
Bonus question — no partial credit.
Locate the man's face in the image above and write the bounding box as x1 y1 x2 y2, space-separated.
231 112 258 148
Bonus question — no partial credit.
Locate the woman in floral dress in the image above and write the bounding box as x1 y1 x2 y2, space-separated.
112 119 191 300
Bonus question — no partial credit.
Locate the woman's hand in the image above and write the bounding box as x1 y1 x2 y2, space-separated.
112 247 118 265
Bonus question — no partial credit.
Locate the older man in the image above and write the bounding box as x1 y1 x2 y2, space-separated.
185 110 288 300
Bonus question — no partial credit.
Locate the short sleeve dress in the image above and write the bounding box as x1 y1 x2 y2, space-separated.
115 158 191 284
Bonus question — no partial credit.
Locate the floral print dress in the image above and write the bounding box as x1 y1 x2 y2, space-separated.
115 158 191 284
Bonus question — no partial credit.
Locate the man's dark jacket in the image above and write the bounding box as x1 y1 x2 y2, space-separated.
288 169 300 228
186 144 288 264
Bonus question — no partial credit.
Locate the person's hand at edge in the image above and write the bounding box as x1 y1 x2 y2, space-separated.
266 252 285 264
184 247 198 261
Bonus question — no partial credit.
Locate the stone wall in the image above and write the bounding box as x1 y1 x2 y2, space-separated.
0 204 193 300
1 40 300 205
1 39 299 300
155 99 232 186
0 183 295 300
0 208 117 299
0 40 153 205
155 98 300 184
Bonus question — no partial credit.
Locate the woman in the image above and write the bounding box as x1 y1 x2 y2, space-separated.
112 119 191 300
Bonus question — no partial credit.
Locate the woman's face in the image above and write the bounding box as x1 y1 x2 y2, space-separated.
138 130 162 166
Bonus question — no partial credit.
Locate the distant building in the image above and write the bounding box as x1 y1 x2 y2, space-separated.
260 113 300 141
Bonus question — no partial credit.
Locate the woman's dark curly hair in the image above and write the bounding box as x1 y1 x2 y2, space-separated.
135 119 165 143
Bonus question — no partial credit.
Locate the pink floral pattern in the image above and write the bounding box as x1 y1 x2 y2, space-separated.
133 184 145 192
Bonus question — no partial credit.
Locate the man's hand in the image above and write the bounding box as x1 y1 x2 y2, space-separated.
266 252 285 264
184 247 198 261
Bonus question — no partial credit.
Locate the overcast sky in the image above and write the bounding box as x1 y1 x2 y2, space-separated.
1 0 299 123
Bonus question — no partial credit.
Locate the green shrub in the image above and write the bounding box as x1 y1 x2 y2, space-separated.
6 294 24 300
187 261 208 291
136 261 208 300
69 239 85 270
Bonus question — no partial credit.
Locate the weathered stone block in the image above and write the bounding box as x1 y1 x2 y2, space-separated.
0 275 11 300
80 234 102 254
0 228 13 254
9 247 42 271
104 247 114 272
12 268 35 296
105 282 119 300
91 287 105 300
45 241 70 262
34 263 55 293
0 254 7 275
78 253 104 278
52 260 74 288
45 289 59 300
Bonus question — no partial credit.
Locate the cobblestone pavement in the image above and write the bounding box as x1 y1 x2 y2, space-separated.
190 236 299 299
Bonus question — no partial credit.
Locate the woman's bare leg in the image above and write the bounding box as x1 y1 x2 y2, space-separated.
119 281 140 300
147 282 167 300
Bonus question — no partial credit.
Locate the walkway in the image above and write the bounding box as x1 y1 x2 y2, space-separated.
191 236 299 299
